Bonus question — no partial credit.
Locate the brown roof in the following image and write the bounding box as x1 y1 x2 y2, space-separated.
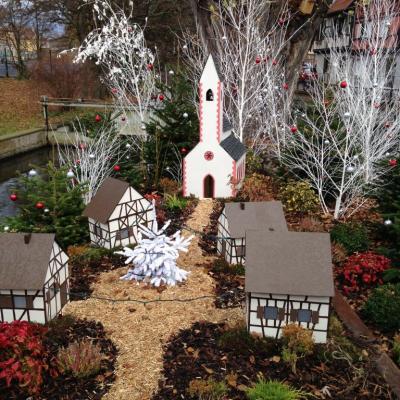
328 0 354 14
224 201 288 238
245 230 334 297
0 233 56 290
82 177 129 224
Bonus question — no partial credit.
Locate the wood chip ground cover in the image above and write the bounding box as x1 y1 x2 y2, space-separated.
64 199 243 400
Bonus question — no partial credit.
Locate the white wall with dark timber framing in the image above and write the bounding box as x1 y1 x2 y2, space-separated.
217 210 246 265
0 241 69 324
246 292 331 343
88 187 155 249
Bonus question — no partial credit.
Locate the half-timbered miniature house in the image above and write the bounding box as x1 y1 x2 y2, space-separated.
83 177 156 249
217 201 287 265
0 233 69 323
245 230 334 343
183 54 247 198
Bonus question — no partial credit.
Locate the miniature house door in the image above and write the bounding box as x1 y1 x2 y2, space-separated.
203 175 214 198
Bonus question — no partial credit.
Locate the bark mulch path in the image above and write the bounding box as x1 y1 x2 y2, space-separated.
151 321 393 400
63 199 243 400
0 316 117 400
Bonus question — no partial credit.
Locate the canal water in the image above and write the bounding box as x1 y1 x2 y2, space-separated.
0 146 54 219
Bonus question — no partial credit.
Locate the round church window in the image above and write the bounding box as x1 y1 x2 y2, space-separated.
204 151 214 161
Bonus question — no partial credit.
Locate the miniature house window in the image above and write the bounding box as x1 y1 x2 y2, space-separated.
94 225 102 238
0 295 13 308
298 309 312 323
13 296 27 309
206 89 214 101
264 306 278 320
48 283 59 301
236 245 245 257
117 228 130 240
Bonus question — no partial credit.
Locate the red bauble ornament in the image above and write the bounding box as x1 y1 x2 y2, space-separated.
385 122 390 128
283 83 289 90
76 159 81 165
113 165 121 172
111 88 118 94
36 202 44 209
389 159 397 167
370 49 376 56
10 193 17 202
255 56 261 64
340 81 348 89
158 94 164 101
95 114 102 122
204 151 214 161
180 147 188 154
290 126 298 133
79 143 86 150
147 63 154 71
121 116 126 122
272 59 278 66
278 18 285 26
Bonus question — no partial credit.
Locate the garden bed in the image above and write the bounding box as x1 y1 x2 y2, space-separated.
152 320 393 400
0 316 117 400
199 199 225 254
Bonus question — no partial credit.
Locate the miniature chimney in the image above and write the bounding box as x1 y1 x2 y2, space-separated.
24 233 32 244
240 202 245 210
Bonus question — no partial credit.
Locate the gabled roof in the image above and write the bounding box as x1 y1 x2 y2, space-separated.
223 114 233 132
83 177 129 224
0 233 57 290
220 133 246 161
245 230 334 297
328 0 354 14
224 201 287 238
201 53 224 82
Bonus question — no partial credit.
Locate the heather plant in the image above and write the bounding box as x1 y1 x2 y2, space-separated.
338 251 391 295
246 378 309 400
0 321 51 395
164 194 188 211
159 177 179 195
56 339 103 378
280 180 319 214
281 324 314 374
187 378 228 400
362 283 400 331
296 216 325 232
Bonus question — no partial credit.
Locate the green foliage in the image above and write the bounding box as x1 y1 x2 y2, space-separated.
213 257 245 275
281 324 314 374
187 378 228 400
383 268 400 283
280 180 319 214
0 163 88 248
68 246 114 264
362 283 400 331
331 222 369 255
217 325 277 356
245 150 263 175
56 339 103 378
246 378 309 400
164 194 188 211
145 72 199 188
393 335 400 366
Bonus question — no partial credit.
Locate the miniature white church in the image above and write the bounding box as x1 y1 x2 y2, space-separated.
183 54 246 198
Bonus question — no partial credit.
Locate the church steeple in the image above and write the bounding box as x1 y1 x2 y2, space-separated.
199 54 224 143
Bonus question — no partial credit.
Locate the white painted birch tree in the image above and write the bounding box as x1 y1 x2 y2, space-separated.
281 0 400 219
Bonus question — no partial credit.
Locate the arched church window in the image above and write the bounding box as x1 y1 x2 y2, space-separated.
206 89 214 101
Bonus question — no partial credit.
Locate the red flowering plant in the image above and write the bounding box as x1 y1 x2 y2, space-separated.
0 321 54 395
337 251 392 296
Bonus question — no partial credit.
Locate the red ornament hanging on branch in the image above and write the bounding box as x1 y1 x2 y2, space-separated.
147 63 153 71
113 165 121 172
95 114 102 122
282 83 289 90
35 202 45 209
10 194 17 202
158 94 165 101
272 59 278 66
111 88 118 94
255 56 261 64
290 126 298 133
180 147 188 155
389 159 397 167
340 81 348 89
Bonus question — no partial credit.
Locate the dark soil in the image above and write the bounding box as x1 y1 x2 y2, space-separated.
1 316 117 400
69 253 126 301
199 200 224 254
152 321 393 400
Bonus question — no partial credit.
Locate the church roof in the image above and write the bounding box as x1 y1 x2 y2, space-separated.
220 133 246 161
201 53 224 82
223 114 233 132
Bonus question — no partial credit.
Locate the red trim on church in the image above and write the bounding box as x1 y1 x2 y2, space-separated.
199 83 204 142
182 158 187 196
231 160 237 197
216 81 221 143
